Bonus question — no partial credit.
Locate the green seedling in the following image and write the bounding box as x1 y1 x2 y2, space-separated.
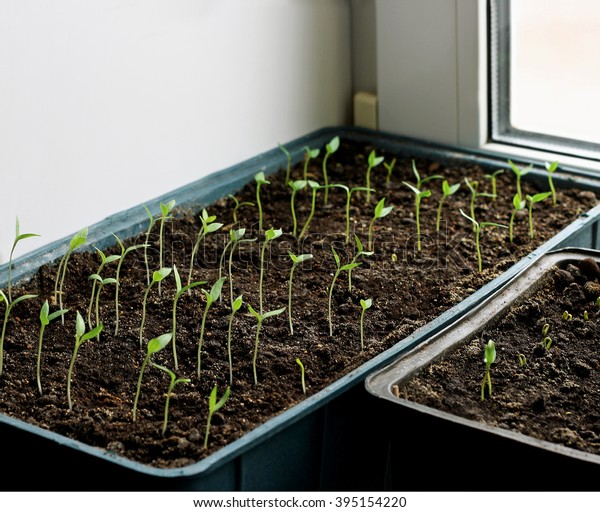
368 197 393 252
410 160 443 190
218 228 256 304
150 362 191 436
132 332 172 421
296 358 306 394
508 159 532 200
403 183 430 251
541 323 552 349
518 353 527 367
259 228 282 315
139 267 172 348
332 184 374 244
288 180 308 237
359 298 373 351
460 209 508 273
0 289 37 377
464 177 496 230
297 180 322 241
88 273 116 340
158 200 176 295
328 247 360 337
53 227 88 324
365 149 384 203
87 247 120 330
112 233 148 336
172 265 206 370
228 194 254 225
436 180 461 232
143 205 155 286
227 294 243 384
562 310 573 321
248 304 286 385
254 171 270 233
525 192 552 239
7 217 40 303
584 310 589 321
384 158 396 186
67 312 103 412
37 300 68 395
484 169 504 199
278 143 292 184
302 146 320 180
287 252 313 335
509 193 527 243
322 135 340 204
348 235 373 292
545 161 559 205
204 385 231 449
197 277 226 378
481 339 496 401
188 208 223 290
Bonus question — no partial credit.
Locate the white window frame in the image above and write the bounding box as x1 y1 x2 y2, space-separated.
375 0 600 173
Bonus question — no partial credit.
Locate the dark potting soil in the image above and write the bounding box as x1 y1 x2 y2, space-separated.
0 139 597 469
400 256 600 456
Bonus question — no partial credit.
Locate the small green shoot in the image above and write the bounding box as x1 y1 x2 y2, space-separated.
562 310 573 321
296 358 306 394
188 209 223 290
112 234 148 336
541 323 552 349
436 180 461 232
143 205 155 286
204 385 231 449
278 143 292 184
0 289 37 377
365 149 384 203
330 184 374 244
7 217 40 303
507 160 532 200
348 234 373 292
87 247 120 330
158 200 176 295
384 158 396 186
139 267 172 348
132 332 172 421
53 227 88 324
368 197 393 252
288 180 307 237
328 247 360 337
545 161 559 205
525 192 552 239
584 310 589 321
403 183 430 251
227 294 243 384
219 228 256 304
484 169 504 200
322 136 340 204
172 265 206 370
410 160 443 190
259 228 282 315
298 180 321 241
254 171 270 233
248 304 286 385
228 195 255 225
302 146 320 180
287 252 313 335
460 209 508 273
509 193 527 243
517 353 527 367
67 312 103 412
359 298 372 351
464 177 496 230
88 273 116 340
198 277 226 378
37 300 69 395
481 339 496 401
150 362 191 436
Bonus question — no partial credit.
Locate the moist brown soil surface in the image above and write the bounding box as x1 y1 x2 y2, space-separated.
1 139 597 469
400 256 600 456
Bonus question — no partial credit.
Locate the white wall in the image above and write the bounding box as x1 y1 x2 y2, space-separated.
0 0 352 263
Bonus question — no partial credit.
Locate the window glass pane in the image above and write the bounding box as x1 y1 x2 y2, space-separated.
510 0 600 145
